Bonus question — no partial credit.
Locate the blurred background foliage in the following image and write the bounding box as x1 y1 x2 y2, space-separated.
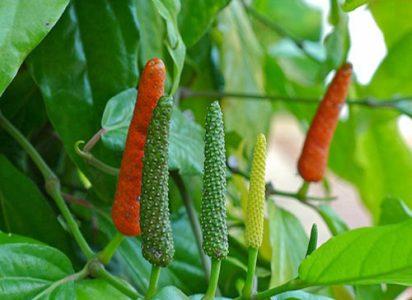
1 0 412 298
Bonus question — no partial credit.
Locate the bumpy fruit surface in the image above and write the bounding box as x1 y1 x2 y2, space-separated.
112 58 166 236
140 96 175 267
200 101 229 261
298 63 353 182
245 134 267 249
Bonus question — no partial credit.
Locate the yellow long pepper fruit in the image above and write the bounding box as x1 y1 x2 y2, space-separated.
245 133 267 249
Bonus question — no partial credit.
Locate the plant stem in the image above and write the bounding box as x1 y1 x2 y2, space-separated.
180 88 412 108
253 278 312 300
97 266 143 299
171 172 211 280
0 110 54 180
0 111 95 260
32 265 89 300
242 247 259 299
146 265 161 299
48 186 95 260
84 128 107 153
297 181 310 201
202 259 221 300
98 232 125 264
75 140 120 176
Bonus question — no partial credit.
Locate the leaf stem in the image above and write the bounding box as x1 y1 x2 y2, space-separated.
48 185 95 260
180 88 412 109
146 265 161 299
0 110 55 180
242 247 259 299
96 266 143 299
171 172 212 280
297 181 310 201
98 231 125 264
202 259 221 300
31 265 89 300
84 128 108 153
75 140 120 176
253 277 312 300
0 111 95 260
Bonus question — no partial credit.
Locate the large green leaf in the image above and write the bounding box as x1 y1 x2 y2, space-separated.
100 88 204 175
0 243 75 300
26 0 140 203
178 0 231 48
152 0 186 95
0 155 75 259
369 0 412 49
253 0 322 42
153 286 189 300
268 202 308 287
0 231 44 246
272 291 335 300
95 207 205 295
75 279 132 300
0 0 69 96
299 219 412 286
379 197 412 225
216 0 272 157
368 31 412 97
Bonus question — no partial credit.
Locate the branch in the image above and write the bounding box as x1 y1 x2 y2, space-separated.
0 111 95 260
180 88 412 110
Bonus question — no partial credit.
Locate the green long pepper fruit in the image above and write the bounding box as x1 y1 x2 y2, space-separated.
140 95 175 267
201 101 229 261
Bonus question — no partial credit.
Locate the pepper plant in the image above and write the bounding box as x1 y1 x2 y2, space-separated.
1 0 412 300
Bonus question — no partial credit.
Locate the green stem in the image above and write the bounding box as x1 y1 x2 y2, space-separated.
32 265 89 300
97 266 143 299
98 232 125 264
242 247 259 299
0 110 54 180
202 259 221 300
48 186 95 260
171 172 211 280
180 88 412 107
75 141 120 176
146 265 161 299
297 181 310 201
253 278 312 300
0 111 95 260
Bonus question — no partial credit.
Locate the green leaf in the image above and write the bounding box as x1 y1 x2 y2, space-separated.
100 88 204 175
368 31 412 98
299 219 412 286
369 0 412 49
0 155 76 259
178 0 231 48
26 0 140 203
95 207 206 295
0 231 44 245
253 0 322 42
136 0 167 66
341 0 371 12
317 204 349 236
216 1 272 157
320 3 350 77
272 291 335 300
379 197 412 225
152 0 186 95
0 0 69 96
75 279 132 300
0 243 74 300
152 286 189 300
268 202 308 287
190 295 230 300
